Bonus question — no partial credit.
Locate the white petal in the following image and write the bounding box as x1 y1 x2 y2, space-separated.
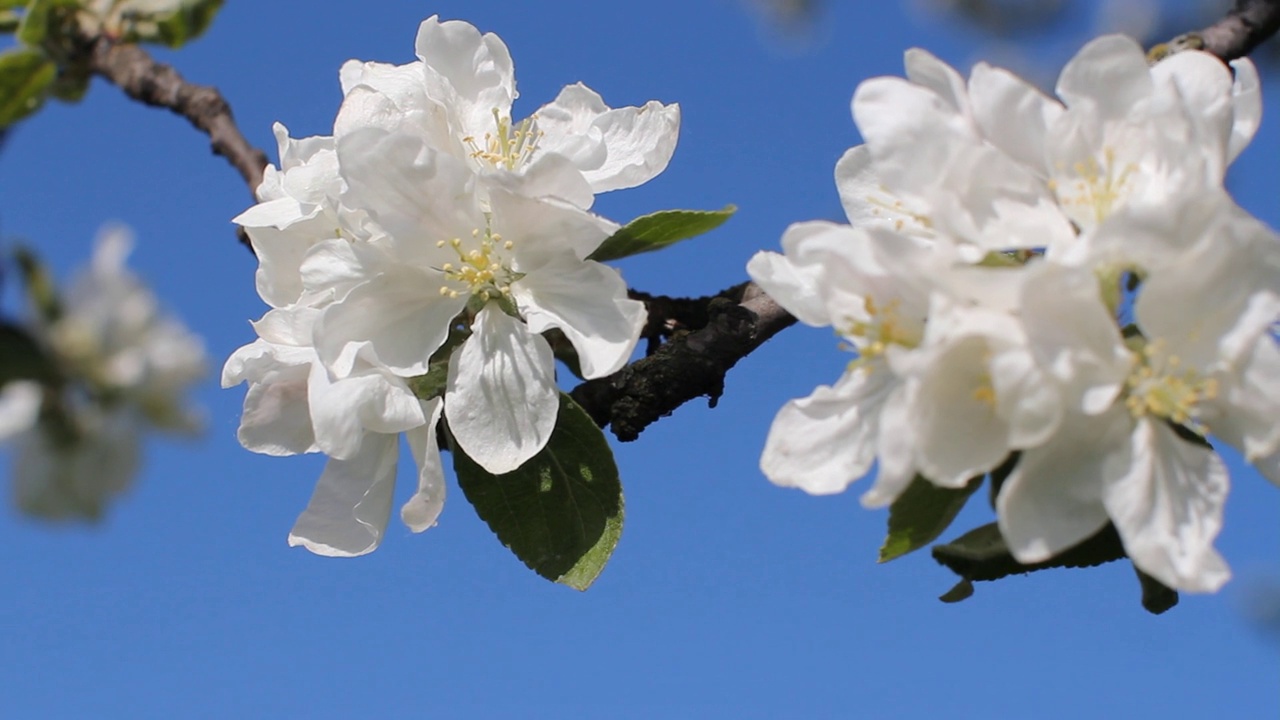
1209 334 1280 461
747 221 861 327
308 362 425 460
250 306 320 347
0 381 42 440
315 270 466 377
1020 262 1130 414
1056 35 1153 120
997 408 1127 563
414 16 515 134
221 339 314 388
288 432 399 557
585 102 680 192
402 398 446 532
904 48 970 117
760 368 891 495
489 153 596 210
852 76 971 193
1251 449 1280 487
235 196 312 229
237 363 317 456
1105 420 1231 593
514 257 644 379
237 225 313 309
298 238 370 302
445 304 558 474
488 188 616 266
990 345 1062 449
534 82 609 170
337 127 481 254
1227 58 1261 163
913 335 1010 486
968 62 1062 175
861 382 917 508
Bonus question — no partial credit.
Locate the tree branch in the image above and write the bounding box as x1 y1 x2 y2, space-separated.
572 282 796 441
1188 0 1280 61
81 33 268 248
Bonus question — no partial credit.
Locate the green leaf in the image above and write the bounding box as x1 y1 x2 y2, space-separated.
586 205 735 263
879 474 982 562
0 47 55 127
406 361 449 401
0 322 55 386
13 0 74 45
151 0 223 48
930 522 1178 614
49 61 90 102
15 0 48 45
451 393 624 590
14 245 61 322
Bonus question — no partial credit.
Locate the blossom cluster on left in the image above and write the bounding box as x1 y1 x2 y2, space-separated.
224 16 680 558
0 226 207 519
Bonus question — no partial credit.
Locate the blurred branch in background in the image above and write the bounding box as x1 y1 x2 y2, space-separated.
916 0 1071 36
749 1 1280 69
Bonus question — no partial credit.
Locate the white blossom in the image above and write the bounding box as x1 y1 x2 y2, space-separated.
756 34 1280 594
0 227 206 520
335 16 680 209
225 16 668 554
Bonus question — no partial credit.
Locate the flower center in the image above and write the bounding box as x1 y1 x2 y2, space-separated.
1123 340 1218 432
436 225 521 300
462 109 543 171
1050 147 1137 226
842 296 922 368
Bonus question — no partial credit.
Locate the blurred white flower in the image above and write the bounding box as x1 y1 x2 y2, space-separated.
0 226 206 520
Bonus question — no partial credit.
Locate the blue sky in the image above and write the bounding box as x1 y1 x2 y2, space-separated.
0 1 1277 717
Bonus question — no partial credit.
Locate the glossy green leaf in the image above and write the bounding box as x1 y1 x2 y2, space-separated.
586 205 735 263
451 393 624 590
0 47 55 127
930 522 1178 614
879 474 983 562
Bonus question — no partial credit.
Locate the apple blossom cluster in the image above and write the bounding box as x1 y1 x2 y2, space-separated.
223 17 678 556
749 36 1279 593
0 226 207 519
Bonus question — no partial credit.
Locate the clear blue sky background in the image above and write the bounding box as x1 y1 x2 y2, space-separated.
0 1 1277 718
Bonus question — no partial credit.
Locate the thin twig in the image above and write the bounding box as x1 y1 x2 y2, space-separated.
81 33 268 250
1187 0 1280 61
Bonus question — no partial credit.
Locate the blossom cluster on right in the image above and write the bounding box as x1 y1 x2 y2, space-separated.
749 36 1278 593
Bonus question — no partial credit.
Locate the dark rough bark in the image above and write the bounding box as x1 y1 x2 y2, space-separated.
572 283 796 441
